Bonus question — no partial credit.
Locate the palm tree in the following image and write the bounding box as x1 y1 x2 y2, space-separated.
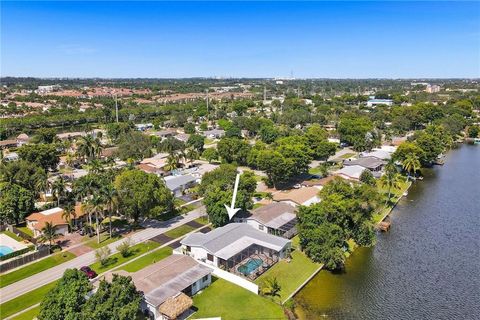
101 184 117 238
88 195 105 244
76 135 102 162
186 148 198 164
165 152 179 172
65 152 76 168
402 153 421 180
62 203 76 231
40 222 60 251
380 162 402 204
51 176 66 206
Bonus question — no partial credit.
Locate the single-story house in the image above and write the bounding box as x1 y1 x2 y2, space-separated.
3 152 19 162
164 174 198 197
141 153 169 170
154 129 177 139
137 163 165 176
56 131 87 140
135 123 154 131
272 187 321 207
25 205 84 238
101 255 213 320
202 129 225 139
100 146 119 159
237 202 297 239
334 165 366 181
174 133 190 143
344 156 385 172
0 140 17 149
181 223 291 279
360 149 391 161
16 133 30 145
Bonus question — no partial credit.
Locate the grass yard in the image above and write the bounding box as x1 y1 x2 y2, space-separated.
255 250 322 304
9 306 40 320
117 247 173 273
252 203 264 209
0 281 57 319
83 233 122 249
192 278 286 320
193 216 209 225
16 226 33 237
89 241 159 273
163 224 195 239
373 180 412 223
1 230 23 242
0 251 76 288
339 152 356 159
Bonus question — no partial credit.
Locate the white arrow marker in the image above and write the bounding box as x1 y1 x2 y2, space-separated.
225 173 241 220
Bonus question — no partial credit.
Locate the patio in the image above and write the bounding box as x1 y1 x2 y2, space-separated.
218 244 280 280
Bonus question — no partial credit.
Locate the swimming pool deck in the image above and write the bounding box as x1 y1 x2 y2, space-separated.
0 233 28 254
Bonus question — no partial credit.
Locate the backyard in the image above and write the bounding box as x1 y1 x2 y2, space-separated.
254 250 322 304
192 278 286 319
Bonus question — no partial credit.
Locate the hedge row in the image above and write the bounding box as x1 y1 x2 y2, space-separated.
0 246 34 261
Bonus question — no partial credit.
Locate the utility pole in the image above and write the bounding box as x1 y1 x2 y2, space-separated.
114 93 119 123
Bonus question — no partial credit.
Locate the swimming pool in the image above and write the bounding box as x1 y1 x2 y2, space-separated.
0 245 14 257
237 258 263 276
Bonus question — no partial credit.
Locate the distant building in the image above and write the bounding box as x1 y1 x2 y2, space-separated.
367 98 393 107
426 84 441 93
202 129 225 139
36 85 60 94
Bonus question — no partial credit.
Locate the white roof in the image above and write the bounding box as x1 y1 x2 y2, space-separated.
40 207 63 216
362 150 391 160
335 165 366 179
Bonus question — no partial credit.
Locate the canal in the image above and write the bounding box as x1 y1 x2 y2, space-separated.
294 144 480 320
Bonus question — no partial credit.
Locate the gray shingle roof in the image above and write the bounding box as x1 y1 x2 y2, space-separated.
344 156 385 170
181 223 290 260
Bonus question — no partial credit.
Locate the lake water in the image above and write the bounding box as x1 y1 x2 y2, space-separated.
294 144 480 320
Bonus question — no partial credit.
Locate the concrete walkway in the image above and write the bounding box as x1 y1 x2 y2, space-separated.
0 206 206 304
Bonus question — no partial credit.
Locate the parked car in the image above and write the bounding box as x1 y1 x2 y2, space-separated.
80 266 97 279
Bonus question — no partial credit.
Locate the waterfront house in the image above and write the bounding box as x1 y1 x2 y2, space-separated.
101 255 213 320
181 223 291 279
361 149 391 161
344 156 385 172
236 202 297 238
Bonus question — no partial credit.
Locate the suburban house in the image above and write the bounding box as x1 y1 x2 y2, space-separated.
366 98 393 107
25 206 84 237
202 129 225 139
181 223 291 280
272 187 321 207
101 255 213 320
153 129 177 139
344 156 385 172
163 174 199 197
137 163 165 177
0 139 18 149
334 165 367 181
140 153 169 171
360 149 391 161
16 133 30 145
173 133 190 143
236 202 298 239
3 152 19 162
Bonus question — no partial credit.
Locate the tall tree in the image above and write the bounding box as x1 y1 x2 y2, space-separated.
40 222 60 250
0 182 35 224
402 153 421 180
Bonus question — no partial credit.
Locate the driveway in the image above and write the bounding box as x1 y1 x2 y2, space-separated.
0 206 206 304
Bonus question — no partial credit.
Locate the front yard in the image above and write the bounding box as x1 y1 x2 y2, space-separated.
192 278 286 319
254 250 322 304
117 247 172 273
0 251 76 288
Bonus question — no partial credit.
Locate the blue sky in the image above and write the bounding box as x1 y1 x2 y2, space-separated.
1 1 479 78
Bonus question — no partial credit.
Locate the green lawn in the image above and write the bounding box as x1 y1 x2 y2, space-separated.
1 230 23 242
252 203 264 209
192 278 286 319
117 247 173 273
339 152 356 159
0 281 57 319
308 166 324 175
193 216 209 225
254 250 322 304
16 226 33 237
83 233 122 249
0 252 76 288
163 224 195 239
89 241 159 273
373 180 411 223
9 306 40 320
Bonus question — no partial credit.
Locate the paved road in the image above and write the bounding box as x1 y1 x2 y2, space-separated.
0 206 206 304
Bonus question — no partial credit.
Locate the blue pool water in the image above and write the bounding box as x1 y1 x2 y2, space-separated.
0 245 14 257
238 258 263 276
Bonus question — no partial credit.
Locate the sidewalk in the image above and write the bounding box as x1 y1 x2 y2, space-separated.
0 206 206 304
